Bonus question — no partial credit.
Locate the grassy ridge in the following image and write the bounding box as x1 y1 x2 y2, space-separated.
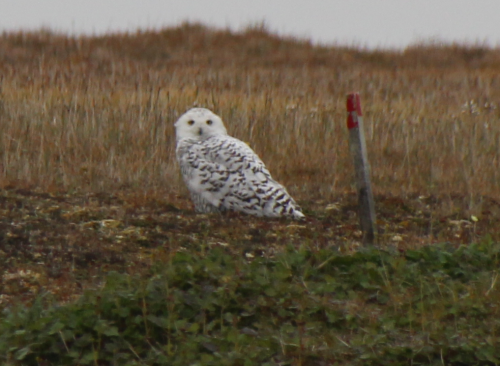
2 241 500 365
1 24 500 201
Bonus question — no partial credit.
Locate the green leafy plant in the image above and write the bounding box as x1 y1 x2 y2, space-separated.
1 239 499 365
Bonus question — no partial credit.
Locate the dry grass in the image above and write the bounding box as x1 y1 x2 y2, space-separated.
1 23 500 207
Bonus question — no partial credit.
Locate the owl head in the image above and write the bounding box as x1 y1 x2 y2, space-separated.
175 108 228 141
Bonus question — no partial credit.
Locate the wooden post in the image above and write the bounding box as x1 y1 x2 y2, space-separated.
346 93 377 245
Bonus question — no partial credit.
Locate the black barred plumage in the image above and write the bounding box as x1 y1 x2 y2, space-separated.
175 108 305 219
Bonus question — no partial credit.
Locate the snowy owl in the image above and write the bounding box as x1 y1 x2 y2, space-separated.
175 108 305 219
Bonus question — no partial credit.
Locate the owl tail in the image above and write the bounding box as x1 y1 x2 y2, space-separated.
291 208 305 220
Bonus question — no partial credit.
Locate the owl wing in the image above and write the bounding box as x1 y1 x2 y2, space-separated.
177 136 269 206
177 135 303 218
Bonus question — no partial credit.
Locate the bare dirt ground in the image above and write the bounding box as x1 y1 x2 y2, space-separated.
1 186 498 306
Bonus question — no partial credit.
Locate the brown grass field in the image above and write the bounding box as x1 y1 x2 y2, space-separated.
1 23 500 304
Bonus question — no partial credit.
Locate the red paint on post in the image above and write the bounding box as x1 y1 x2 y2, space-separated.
347 114 358 130
346 93 363 130
346 93 363 115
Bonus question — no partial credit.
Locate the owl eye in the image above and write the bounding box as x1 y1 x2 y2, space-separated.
187 120 195 126
206 120 213 125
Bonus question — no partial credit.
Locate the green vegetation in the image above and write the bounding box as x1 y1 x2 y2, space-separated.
2 240 500 365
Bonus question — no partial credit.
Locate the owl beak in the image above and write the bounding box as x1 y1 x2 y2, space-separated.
198 127 203 136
